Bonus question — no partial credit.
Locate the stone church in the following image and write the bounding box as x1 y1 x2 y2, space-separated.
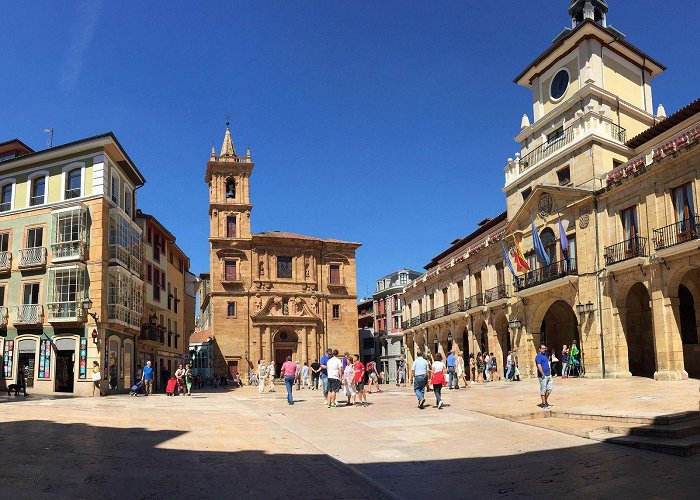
205 127 360 379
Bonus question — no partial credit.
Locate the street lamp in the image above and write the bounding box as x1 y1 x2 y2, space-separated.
433 337 439 352
576 303 586 315
585 301 595 313
82 297 100 345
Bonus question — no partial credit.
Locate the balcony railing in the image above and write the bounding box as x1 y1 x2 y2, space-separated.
139 326 161 342
47 301 86 322
604 236 648 266
0 251 11 272
0 306 7 326
51 241 86 262
653 217 700 251
403 299 468 330
109 243 131 268
130 255 141 276
515 258 577 292
0 201 10 212
18 247 47 269
12 304 43 325
30 195 45 206
65 188 81 200
108 304 142 328
464 292 484 310
484 285 509 303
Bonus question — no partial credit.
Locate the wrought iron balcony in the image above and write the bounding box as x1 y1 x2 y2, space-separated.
139 325 161 342
0 251 11 272
0 201 10 212
65 187 81 199
108 304 141 328
604 236 648 266
514 258 577 292
403 299 467 330
12 304 43 325
18 247 47 269
465 292 484 310
653 217 700 251
0 306 7 326
47 301 86 322
484 284 509 303
51 241 87 262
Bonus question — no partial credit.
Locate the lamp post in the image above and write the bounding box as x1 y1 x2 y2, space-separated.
82 297 100 347
433 336 439 354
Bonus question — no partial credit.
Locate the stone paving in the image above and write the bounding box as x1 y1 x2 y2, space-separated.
0 378 697 499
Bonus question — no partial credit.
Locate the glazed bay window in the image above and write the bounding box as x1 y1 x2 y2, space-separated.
51 207 87 262
109 209 142 274
65 168 81 199
47 265 85 321
108 269 143 328
277 256 292 279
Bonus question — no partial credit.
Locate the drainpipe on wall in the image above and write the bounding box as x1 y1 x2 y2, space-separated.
593 196 606 378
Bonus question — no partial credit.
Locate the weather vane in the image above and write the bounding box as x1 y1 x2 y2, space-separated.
226 113 230 128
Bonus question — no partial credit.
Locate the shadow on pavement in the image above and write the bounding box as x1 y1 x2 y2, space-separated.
0 419 696 499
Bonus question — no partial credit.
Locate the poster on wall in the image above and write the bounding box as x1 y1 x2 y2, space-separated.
38 340 51 379
79 338 87 379
2 340 13 378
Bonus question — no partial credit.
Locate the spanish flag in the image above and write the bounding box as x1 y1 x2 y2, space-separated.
513 238 531 272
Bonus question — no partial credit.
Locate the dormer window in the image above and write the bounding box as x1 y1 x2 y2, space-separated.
226 179 236 199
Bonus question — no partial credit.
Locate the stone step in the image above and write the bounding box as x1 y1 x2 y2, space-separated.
547 409 700 426
588 430 700 457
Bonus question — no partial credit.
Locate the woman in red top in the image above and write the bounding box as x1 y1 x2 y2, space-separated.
353 355 367 407
281 356 298 405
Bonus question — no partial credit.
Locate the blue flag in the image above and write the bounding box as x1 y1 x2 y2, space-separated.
531 216 551 266
558 215 569 261
501 241 517 279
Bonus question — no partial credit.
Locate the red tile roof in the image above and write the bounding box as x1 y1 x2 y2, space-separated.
254 231 360 246
189 329 212 344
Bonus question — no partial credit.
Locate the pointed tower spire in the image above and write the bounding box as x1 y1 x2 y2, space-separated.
220 126 237 157
210 145 216 160
245 147 251 161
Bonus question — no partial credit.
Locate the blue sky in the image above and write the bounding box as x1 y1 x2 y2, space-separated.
1 1 698 300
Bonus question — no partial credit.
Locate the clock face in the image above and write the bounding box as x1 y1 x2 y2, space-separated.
550 69 569 101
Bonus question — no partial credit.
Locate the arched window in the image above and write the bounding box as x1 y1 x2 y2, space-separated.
0 184 12 212
65 169 81 199
225 179 236 199
540 227 557 262
30 176 46 206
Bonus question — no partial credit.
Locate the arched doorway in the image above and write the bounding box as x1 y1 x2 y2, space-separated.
479 322 488 355
625 283 655 378
540 301 579 376
679 284 699 378
273 330 299 376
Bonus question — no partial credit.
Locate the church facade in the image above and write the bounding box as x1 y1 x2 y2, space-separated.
204 128 360 379
402 1 699 380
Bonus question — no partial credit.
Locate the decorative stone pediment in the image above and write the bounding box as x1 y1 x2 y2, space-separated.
506 185 593 235
251 295 321 323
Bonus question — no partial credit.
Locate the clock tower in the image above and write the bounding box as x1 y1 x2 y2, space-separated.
503 1 666 219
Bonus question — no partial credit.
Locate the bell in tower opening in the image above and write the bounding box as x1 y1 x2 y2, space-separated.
226 179 236 199
569 0 607 28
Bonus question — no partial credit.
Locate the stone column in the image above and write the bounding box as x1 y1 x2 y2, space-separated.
303 326 309 365
607 300 632 378
265 326 272 364
652 295 689 380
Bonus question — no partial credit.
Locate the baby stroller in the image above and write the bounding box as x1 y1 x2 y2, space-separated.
129 380 144 396
166 377 177 396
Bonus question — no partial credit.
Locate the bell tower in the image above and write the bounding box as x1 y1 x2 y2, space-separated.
569 0 608 28
205 123 254 240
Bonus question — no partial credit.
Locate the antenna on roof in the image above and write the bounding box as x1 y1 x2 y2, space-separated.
44 128 54 148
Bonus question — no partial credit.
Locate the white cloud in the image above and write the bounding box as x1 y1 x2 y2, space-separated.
59 0 104 94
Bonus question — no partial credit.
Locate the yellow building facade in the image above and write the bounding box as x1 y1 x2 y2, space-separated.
402 2 699 381
205 127 360 379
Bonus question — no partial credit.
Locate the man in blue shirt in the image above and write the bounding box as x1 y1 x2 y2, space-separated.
319 348 332 404
143 360 154 396
535 344 552 408
411 351 430 409
446 351 457 389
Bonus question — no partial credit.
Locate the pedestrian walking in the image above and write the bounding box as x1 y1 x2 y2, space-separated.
446 350 457 389
281 356 298 405
91 361 102 397
561 345 570 378
430 353 446 409
257 360 267 394
301 362 311 389
457 351 468 388
396 355 406 387
320 348 332 403
476 353 484 383
325 349 343 408
484 352 492 382
353 354 367 406
490 352 500 381
366 357 379 393
513 353 521 381
175 365 185 396
411 351 430 409
267 360 276 392
505 351 514 380
143 360 154 396
536 344 553 408
295 360 302 390
343 357 357 405
310 359 321 390
185 365 193 395
550 348 559 377
469 353 476 384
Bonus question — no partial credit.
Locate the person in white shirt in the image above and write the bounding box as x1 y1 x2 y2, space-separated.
268 361 276 392
257 360 267 394
506 351 514 381
301 362 311 389
325 349 343 408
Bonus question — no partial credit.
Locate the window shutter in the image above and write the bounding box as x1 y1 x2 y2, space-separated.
330 265 340 284
225 261 237 280
227 216 237 238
